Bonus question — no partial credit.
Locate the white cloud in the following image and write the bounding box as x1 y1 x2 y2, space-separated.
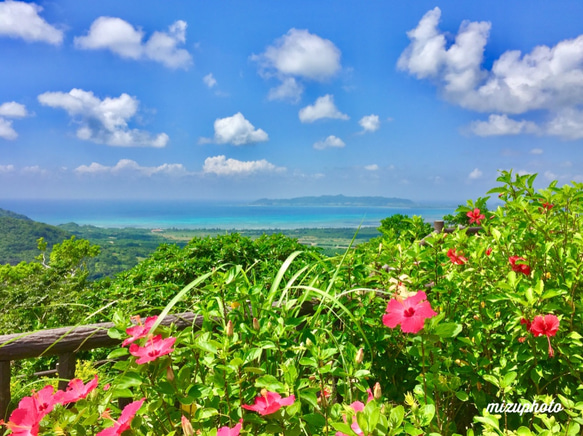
468 168 483 179
253 28 341 101
22 165 47 176
364 164 379 171
201 112 268 145
0 164 14 173
0 0 63 45
254 28 341 81
74 159 188 176
203 73 217 88
38 88 169 147
0 101 28 140
530 148 543 154
267 77 304 103
0 102 28 118
544 170 557 181
469 114 539 136
299 95 349 123
313 135 345 150
399 8 583 140
203 155 284 176
0 118 17 140
74 17 192 69
359 114 380 132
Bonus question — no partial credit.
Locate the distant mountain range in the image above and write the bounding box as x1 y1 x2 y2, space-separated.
250 195 415 207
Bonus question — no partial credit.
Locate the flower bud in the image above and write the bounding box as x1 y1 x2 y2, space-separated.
181 416 194 436
373 382 381 400
253 317 260 331
166 365 175 382
231 302 240 309
226 320 234 337
480 301 485 309
355 348 364 364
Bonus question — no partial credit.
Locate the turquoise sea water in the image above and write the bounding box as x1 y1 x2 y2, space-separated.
0 199 456 229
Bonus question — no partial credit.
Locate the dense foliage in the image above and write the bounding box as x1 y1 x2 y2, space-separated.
2 171 583 436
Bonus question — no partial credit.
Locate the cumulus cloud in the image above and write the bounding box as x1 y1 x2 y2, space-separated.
313 135 345 150
0 102 28 118
203 73 217 88
267 77 304 103
364 164 379 171
0 101 28 140
202 155 284 176
468 168 483 179
299 95 349 123
74 159 188 176
37 88 169 147
359 114 380 132
0 118 17 140
0 0 63 44
252 28 341 101
469 114 539 136
0 164 14 173
399 7 583 140
74 17 192 69
200 112 268 145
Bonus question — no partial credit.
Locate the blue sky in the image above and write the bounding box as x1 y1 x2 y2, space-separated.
1 0 583 202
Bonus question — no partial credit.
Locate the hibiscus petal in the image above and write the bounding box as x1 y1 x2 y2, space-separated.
400 315 426 334
382 313 401 328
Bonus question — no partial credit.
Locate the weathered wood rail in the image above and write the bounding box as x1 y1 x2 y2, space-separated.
0 312 200 420
0 220 481 422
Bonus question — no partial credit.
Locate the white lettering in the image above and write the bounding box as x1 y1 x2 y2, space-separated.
483 399 565 414
539 403 548 413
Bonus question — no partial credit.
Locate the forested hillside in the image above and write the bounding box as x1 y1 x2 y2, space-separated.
0 209 72 265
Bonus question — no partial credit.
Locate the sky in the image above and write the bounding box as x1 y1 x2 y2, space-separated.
1 0 583 202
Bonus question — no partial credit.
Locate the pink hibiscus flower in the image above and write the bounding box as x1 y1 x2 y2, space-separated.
217 419 243 436
509 256 531 275
97 398 145 436
242 391 295 415
2 386 61 436
129 334 176 364
447 248 467 265
59 375 98 405
382 291 438 334
467 208 485 225
122 316 158 347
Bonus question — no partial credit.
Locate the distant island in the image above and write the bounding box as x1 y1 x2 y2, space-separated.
250 195 415 207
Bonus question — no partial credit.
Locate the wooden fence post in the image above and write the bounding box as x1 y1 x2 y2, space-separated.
0 360 10 423
57 352 76 391
434 220 444 234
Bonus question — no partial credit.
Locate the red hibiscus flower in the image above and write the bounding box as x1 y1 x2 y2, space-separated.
242 391 295 415
509 256 531 275
59 375 98 405
447 248 467 265
217 419 243 436
382 291 438 334
524 315 559 358
486 247 492 256
129 334 176 364
467 208 485 225
97 398 144 436
541 202 553 211
2 406 40 436
122 316 158 347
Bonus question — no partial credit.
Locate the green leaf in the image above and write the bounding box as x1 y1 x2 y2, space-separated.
404 423 423 436
331 422 356 436
434 322 463 339
302 413 326 428
255 375 285 391
501 372 517 389
388 405 404 429
107 347 129 359
474 416 499 430
516 427 533 436
483 374 499 388
116 372 143 389
455 391 469 402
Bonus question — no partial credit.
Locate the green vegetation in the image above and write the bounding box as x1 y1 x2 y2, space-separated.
2 171 583 435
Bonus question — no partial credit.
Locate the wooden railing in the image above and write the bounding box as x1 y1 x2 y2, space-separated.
0 221 481 421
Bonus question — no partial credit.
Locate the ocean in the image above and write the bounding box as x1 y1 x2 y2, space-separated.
0 199 456 230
